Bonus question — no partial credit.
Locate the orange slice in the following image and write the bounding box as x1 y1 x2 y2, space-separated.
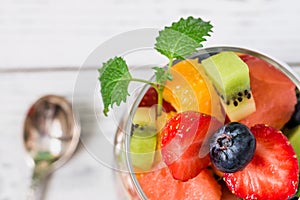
163 59 224 121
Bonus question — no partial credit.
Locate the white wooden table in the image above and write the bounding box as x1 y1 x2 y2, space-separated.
1 0 300 199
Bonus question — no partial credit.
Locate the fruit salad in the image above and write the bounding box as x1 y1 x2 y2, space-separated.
129 52 300 200
98 17 300 200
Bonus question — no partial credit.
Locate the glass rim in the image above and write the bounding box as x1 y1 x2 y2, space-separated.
123 45 300 200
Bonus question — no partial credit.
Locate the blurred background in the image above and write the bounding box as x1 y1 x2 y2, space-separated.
1 0 300 69
0 0 300 199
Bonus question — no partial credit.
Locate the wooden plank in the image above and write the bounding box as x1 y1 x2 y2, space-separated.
0 0 300 68
1 65 300 199
0 71 126 199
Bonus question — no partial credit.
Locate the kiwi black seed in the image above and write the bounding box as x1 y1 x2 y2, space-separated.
247 93 251 99
233 100 238 107
218 89 252 107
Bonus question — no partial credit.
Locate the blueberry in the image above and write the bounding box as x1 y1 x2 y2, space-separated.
209 122 256 173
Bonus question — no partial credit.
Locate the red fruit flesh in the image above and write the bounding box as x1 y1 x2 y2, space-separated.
138 168 222 200
139 87 158 107
166 142 211 182
180 169 222 200
139 87 176 113
161 111 222 181
224 124 299 200
239 55 296 129
138 168 179 199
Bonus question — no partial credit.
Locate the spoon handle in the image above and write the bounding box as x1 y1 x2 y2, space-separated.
26 164 50 200
26 184 43 200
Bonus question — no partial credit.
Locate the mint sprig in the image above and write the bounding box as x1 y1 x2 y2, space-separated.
152 66 172 86
98 17 213 116
99 57 132 116
155 16 213 60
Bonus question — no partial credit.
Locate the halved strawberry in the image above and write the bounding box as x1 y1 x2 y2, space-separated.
161 111 222 181
224 124 299 200
139 87 176 113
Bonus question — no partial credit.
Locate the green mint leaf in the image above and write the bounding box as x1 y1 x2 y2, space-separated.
98 57 132 116
153 66 172 86
167 72 173 81
152 67 172 85
155 16 213 60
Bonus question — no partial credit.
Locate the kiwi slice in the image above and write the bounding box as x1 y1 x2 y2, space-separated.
130 107 157 171
201 52 256 121
132 107 156 127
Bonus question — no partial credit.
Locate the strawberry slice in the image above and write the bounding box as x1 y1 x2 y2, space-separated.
224 124 299 200
139 87 158 107
139 87 176 113
161 111 222 181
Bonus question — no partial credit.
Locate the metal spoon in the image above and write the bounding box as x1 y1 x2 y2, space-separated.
23 95 81 200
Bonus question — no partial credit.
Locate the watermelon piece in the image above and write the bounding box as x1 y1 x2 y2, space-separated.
239 55 296 129
180 169 222 199
138 168 221 200
138 168 179 199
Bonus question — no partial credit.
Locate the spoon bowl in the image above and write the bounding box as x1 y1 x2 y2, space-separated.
23 95 80 199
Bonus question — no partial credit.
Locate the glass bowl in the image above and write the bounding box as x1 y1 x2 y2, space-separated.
114 46 300 199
